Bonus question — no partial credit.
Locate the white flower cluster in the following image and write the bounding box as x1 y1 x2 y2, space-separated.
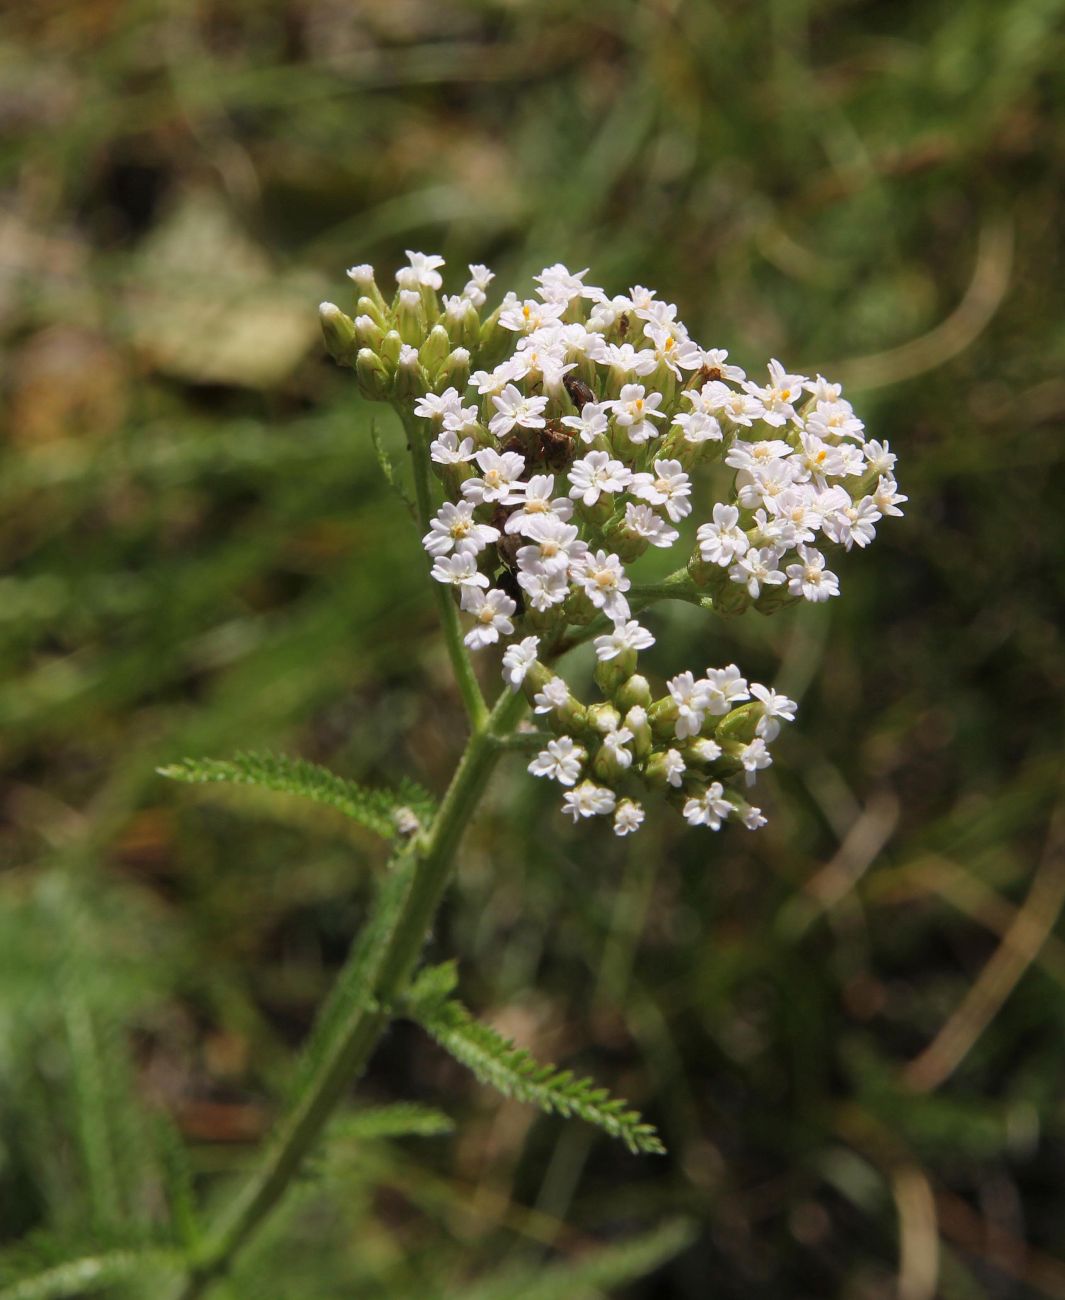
321 253 905 836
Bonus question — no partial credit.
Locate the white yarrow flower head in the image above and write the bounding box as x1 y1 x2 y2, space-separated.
324 254 902 836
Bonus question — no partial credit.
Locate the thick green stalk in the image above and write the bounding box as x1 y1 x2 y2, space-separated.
176 685 527 1299
398 405 488 730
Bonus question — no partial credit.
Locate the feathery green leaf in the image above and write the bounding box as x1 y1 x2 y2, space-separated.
157 750 435 841
404 972 665 1156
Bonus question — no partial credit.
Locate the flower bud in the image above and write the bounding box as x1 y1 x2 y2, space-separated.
594 656 629 697
715 701 760 743
379 329 403 366
437 347 471 393
647 695 679 740
624 705 652 760
615 673 652 712
347 264 386 313
444 297 481 350
319 302 358 366
419 324 451 373
586 702 622 735
391 344 427 400
477 304 512 369
396 289 427 346
592 743 628 784
684 736 723 765
354 313 383 352
356 294 388 330
355 347 389 400
644 747 685 789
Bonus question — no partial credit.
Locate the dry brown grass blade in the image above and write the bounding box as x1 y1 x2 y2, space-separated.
903 799 1065 1093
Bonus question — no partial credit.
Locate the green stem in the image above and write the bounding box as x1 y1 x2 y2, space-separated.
398 405 488 730
177 686 527 1300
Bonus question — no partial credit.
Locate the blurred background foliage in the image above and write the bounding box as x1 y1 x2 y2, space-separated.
1 0 1064 1295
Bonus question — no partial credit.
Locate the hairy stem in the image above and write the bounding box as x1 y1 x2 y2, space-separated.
399 404 488 729
176 686 526 1299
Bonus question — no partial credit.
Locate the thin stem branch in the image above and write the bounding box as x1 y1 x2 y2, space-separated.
398 404 489 730
176 687 527 1299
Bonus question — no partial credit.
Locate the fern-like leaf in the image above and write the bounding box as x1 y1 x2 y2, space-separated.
158 751 434 841
454 1219 694 1300
404 970 665 1156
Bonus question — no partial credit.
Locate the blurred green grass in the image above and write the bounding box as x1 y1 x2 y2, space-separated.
2 0 1065 1295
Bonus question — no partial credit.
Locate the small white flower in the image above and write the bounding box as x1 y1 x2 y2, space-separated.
613 800 645 836
489 383 549 438
749 684 797 742
743 358 806 427
561 401 611 444
422 501 500 557
724 438 794 473
516 560 570 611
698 381 765 426
499 297 567 334
697 503 749 566
460 587 516 649
673 410 724 444
786 545 840 602
528 735 585 786
630 459 692 522
622 502 678 548
534 263 591 303
703 664 749 715
470 358 524 396
561 781 617 821
402 250 446 289
463 263 494 307
610 383 667 443
683 782 732 829
601 726 635 770
574 549 631 622
668 671 710 740
738 737 772 776
863 441 897 477
414 388 462 422
461 449 528 505
533 675 571 714
593 619 655 661
429 429 477 464
568 451 632 506
688 737 722 763
501 636 540 690
517 515 586 571
872 475 907 517
662 749 686 787
728 547 786 599
701 348 747 383
430 553 489 589
741 805 768 830
504 475 574 535
602 344 658 377
821 496 881 551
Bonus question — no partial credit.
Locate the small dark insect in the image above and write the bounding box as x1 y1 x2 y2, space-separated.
696 363 722 385
618 312 630 338
537 418 576 471
563 373 596 412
